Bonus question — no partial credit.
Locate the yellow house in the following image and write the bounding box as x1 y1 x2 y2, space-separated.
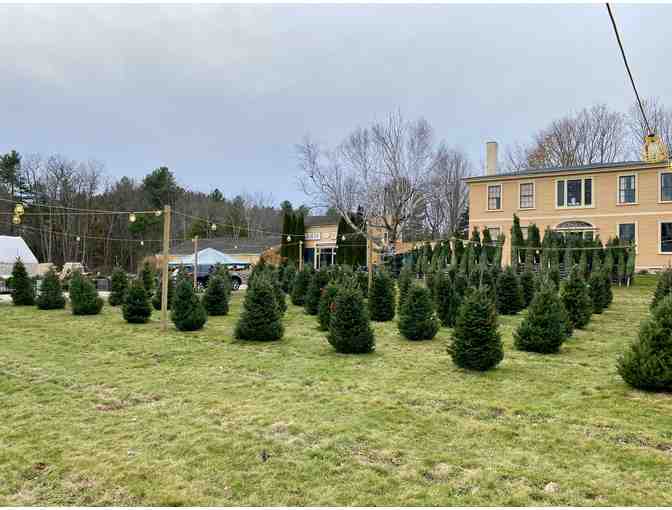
465 142 672 270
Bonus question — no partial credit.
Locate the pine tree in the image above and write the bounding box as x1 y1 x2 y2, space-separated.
510 214 525 269
171 279 207 331
588 270 606 314
270 267 287 315
519 267 536 308
10 259 35 306
602 269 613 308
651 267 672 311
122 281 152 323
235 275 283 341
397 263 415 312
496 266 523 315
514 282 568 353
202 274 229 316
70 272 104 315
560 266 592 329
453 271 468 303
304 267 331 315
617 295 672 391
318 282 340 331
36 267 65 310
368 269 396 321
141 261 155 295
579 250 589 279
290 266 312 306
152 275 175 311
617 250 626 285
435 270 458 328
398 284 439 340
356 271 369 298
282 264 297 294
327 285 375 354
109 267 128 306
448 287 504 371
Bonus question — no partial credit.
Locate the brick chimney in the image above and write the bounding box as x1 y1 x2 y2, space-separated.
486 141 498 176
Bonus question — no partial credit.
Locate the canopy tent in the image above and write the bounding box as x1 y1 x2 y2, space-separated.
169 247 247 267
0 235 39 278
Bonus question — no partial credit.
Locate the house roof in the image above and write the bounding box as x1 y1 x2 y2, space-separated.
305 215 340 228
464 160 667 183
169 247 247 266
0 235 39 264
171 235 281 255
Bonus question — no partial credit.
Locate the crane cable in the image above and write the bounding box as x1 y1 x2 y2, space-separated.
605 3 652 135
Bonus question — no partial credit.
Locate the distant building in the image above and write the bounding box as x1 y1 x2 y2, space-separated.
0 235 39 279
170 235 282 265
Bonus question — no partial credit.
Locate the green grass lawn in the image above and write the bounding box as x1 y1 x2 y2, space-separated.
1 275 671 506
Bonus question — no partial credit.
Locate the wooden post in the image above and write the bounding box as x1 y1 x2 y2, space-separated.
367 237 373 290
161 205 171 332
193 235 199 289
299 240 303 271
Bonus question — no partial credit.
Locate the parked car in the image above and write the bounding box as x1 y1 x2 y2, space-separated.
170 263 250 291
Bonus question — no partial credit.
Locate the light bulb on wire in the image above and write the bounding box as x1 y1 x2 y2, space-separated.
129 212 137 223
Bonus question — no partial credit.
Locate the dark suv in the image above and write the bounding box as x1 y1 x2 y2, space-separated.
171 264 250 291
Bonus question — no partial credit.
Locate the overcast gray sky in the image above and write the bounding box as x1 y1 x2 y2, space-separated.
1 3 670 206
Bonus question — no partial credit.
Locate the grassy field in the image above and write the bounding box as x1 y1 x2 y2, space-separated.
1 275 671 506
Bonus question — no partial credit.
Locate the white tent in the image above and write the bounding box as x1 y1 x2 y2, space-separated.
0 235 39 278
170 247 247 267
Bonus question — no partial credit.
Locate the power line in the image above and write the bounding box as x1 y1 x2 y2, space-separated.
606 3 652 134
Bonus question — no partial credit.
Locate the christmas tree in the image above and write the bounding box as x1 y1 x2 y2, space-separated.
10 259 35 306
171 279 207 331
235 274 284 341
514 281 568 353
434 270 458 328
398 284 439 340
36 267 65 310
318 282 340 331
368 269 396 322
108 267 128 306
202 274 229 316
327 284 375 354
152 275 175 311
495 266 523 315
69 272 104 315
122 281 152 323
290 266 312 306
560 265 592 329
304 267 331 315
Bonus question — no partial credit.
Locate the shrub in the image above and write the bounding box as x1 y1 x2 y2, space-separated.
588 270 606 314
10 259 35 306
270 267 287 315
152 276 175 311
434 270 458 328
305 268 331 315
171 279 207 331
514 282 568 353
397 264 415 312
398 284 439 341
448 287 504 371
603 270 614 308
70 272 104 315
519 268 536 308
617 295 672 391
560 265 592 329
214 265 233 296
202 274 229 316
290 267 312 306
651 267 672 311
328 284 375 354
356 271 369 298
235 275 283 341
108 267 128 306
122 282 152 323
36 268 65 310
368 269 396 322
496 266 523 315
282 264 297 294
318 282 340 331
141 261 155 295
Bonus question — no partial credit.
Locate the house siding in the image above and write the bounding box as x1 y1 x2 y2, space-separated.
467 163 672 269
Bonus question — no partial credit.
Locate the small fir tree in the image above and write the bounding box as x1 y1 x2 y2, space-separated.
560 265 592 329
368 269 396 321
282 264 297 294
514 281 568 353
496 266 523 315
617 250 626 285
602 269 614 308
171 279 207 331
152 276 175 311
36 267 65 310
356 270 369 298
397 263 415 312
318 282 340 331
290 266 312 306
270 267 287 315
141 261 155 295
235 275 283 341
108 267 128 306
70 272 104 315
399 284 439 340
202 274 230 316
588 270 606 314
617 295 672 392
304 268 331 315
10 259 35 306
435 270 458 328
448 287 504 371
519 267 536 308
453 271 468 303
579 250 589 279
122 281 152 323
651 267 672 311
327 284 375 354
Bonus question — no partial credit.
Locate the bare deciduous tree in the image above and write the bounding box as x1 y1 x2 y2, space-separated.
627 97 672 158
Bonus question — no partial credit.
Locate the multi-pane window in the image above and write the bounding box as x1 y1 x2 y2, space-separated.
486 227 501 238
487 184 501 210
519 183 534 209
661 223 672 253
619 223 636 243
618 175 636 204
661 173 672 202
556 178 593 207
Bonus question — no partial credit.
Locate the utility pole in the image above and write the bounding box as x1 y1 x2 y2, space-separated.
299 240 303 271
193 235 199 289
161 205 171 332
367 237 373 290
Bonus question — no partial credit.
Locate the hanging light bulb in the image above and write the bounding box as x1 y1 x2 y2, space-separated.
287 235 292 241
129 212 137 223
14 204 25 216
76 236 81 242
341 235 346 241
12 214 21 225
154 210 162 217
140 240 145 246
211 223 217 232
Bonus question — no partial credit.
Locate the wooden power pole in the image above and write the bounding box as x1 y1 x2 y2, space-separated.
160 205 171 332
367 237 373 290
193 235 199 289
299 240 303 271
